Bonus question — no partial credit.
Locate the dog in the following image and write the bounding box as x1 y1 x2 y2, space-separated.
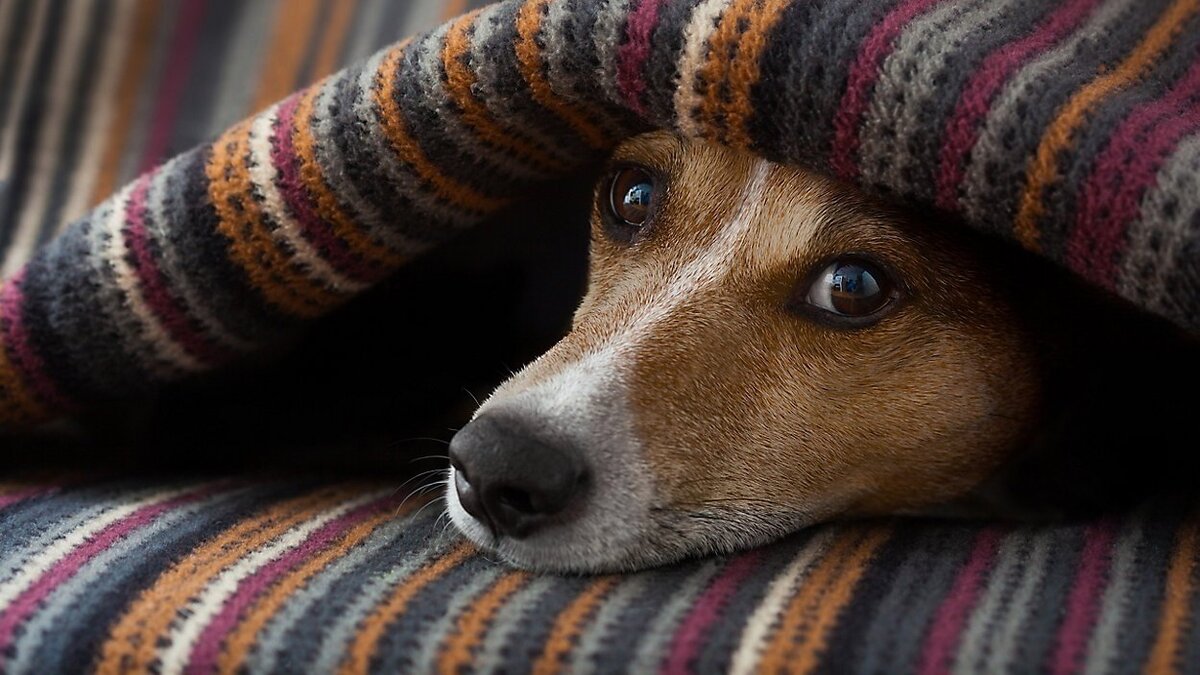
444 131 1195 573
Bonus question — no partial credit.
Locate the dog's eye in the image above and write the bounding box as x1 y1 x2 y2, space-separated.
608 167 655 228
805 258 893 319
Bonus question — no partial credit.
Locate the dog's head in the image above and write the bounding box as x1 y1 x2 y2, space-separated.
446 132 1042 572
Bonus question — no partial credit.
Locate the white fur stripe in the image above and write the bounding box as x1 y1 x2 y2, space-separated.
729 528 838 674
673 0 735 136
155 490 385 675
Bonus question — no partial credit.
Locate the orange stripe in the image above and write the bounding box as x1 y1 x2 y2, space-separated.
437 570 532 673
789 527 890 672
723 0 792 148
291 85 407 270
1144 515 1200 674
310 0 360 82
697 0 758 141
251 0 324 114
757 529 877 672
515 0 610 150
373 43 510 215
339 542 476 675
533 577 621 675
206 119 342 317
216 505 406 674
0 339 44 424
442 11 568 172
90 0 161 204
98 486 358 673
440 0 470 21
1013 0 1200 250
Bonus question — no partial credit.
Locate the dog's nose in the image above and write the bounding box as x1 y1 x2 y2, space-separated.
448 414 589 539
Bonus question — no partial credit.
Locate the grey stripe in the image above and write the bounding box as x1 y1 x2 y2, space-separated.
310 65 425 256
1117 132 1200 324
245 516 416 674
858 0 1012 195
8 485 242 674
162 0 242 159
340 0 393 65
113 0 184 188
960 0 1155 236
1082 513 1148 674
592 0 633 109
309 522 457 673
857 529 973 673
204 0 280 133
350 48 479 227
953 532 1034 673
474 575 558 672
409 566 506 671
974 532 1055 673
468 1 593 164
543 0 637 140
570 577 650 675
629 561 724 672
1038 9 1200 260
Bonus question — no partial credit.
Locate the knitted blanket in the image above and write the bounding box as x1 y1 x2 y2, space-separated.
2 0 1199 426
1 477 1197 674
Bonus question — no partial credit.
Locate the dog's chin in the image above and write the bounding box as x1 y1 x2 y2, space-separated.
444 480 810 573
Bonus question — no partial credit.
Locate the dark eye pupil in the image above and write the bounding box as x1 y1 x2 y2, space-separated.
609 168 654 226
827 263 884 315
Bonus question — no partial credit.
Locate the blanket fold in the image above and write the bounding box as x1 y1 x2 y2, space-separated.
2 0 1198 427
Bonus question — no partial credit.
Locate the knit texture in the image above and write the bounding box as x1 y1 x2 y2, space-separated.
0 477 1197 674
2 0 1199 427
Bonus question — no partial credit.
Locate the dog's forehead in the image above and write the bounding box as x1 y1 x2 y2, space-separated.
611 132 850 267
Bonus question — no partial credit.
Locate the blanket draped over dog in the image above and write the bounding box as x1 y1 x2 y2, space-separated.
1 0 1198 427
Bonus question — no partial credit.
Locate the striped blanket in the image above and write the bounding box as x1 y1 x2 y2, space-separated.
3 0 1200 672
1 478 1197 674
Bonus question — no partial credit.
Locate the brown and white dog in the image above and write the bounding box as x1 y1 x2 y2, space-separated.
444 131 1192 573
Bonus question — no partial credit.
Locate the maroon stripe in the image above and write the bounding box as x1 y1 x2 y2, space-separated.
935 0 1101 211
123 173 230 365
1067 51 1200 288
269 95 381 285
616 0 668 116
0 274 75 413
139 0 207 173
1045 520 1118 675
830 0 947 181
662 549 764 673
917 527 1003 675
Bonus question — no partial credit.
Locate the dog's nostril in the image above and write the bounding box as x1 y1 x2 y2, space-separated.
496 487 536 514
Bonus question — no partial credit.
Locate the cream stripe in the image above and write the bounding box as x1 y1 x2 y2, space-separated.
673 0 735 137
0 485 194 608
58 0 140 231
3 0 95 276
246 106 368 294
729 529 838 675
0 0 51 192
102 181 206 374
155 491 385 675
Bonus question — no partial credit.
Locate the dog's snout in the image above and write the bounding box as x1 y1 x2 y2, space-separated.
449 415 589 539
